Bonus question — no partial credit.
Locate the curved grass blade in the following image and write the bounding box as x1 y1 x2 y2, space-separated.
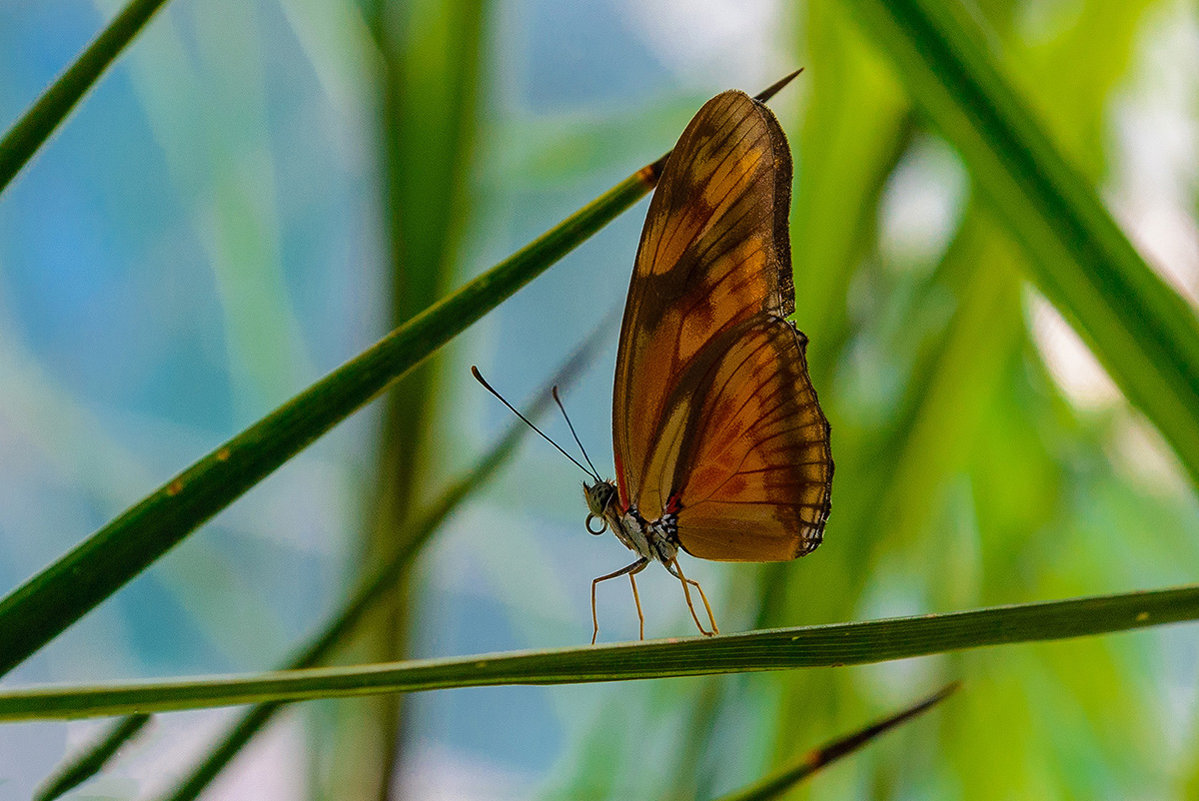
0 0 171 194
0 159 651 679
154 318 614 801
0 72 802 680
712 683 958 801
33 714 150 801
839 0 1199 485
30 321 613 801
2 582 1195 721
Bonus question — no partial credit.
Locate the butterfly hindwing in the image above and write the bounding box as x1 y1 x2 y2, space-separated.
612 89 832 560
668 317 830 559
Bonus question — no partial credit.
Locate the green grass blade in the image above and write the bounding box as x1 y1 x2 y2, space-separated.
791 0 911 353
0 164 654 678
2 583 1195 721
0 70 803 679
32 714 150 801
712 683 957 801
32 323 609 801
840 0 1199 485
150 322 610 801
0 0 171 193
338 0 491 791
32 326 607 801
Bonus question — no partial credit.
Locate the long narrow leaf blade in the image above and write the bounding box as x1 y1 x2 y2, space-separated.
0 70 805 679
151 320 613 801
33 714 150 801
33 325 610 801
0 164 654 678
713 683 958 801
0 0 171 193
840 0 1199 484
1 582 1195 721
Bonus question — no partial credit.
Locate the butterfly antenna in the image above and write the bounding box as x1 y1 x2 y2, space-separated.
754 68 803 104
472 366 598 479
552 385 601 479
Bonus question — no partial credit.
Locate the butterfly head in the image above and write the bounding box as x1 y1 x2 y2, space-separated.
583 479 619 535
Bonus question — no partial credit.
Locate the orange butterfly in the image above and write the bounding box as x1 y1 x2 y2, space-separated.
477 77 832 643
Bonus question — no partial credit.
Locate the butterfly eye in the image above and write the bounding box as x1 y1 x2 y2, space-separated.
585 514 607 536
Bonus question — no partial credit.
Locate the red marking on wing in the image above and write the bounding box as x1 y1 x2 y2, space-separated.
613 450 630 511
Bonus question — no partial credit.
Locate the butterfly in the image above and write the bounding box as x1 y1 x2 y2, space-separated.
476 76 832 643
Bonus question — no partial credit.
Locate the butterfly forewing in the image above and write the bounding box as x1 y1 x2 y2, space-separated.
612 89 832 560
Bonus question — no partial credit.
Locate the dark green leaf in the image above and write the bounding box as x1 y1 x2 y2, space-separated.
839 0 1199 485
0 164 653 677
0 0 171 193
712 683 957 801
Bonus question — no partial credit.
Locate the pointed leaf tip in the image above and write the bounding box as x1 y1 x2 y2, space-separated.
754 68 804 104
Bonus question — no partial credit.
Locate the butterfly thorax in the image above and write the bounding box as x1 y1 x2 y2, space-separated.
583 479 679 565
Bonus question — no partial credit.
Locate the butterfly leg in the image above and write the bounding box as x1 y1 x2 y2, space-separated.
591 557 650 644
628 572 645 640
666 557 720 637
